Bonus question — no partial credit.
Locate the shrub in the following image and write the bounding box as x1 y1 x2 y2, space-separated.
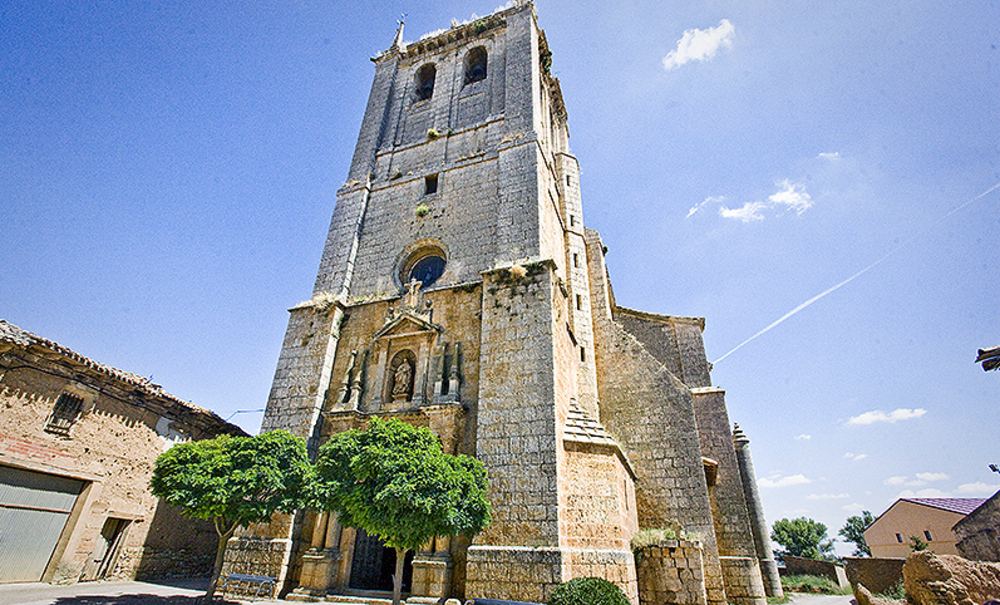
548 577 629 605
780 574 852 595
415 204 430 217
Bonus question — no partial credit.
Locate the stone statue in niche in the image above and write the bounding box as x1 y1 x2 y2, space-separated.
392 358 413 402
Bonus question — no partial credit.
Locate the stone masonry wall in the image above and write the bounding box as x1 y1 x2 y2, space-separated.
689 389 757 561
718 557 766 605
843 557 905 595
585 230 727 605
955 490 1000 562
636 540 707 605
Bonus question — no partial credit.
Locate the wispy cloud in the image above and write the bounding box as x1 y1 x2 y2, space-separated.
916 472 949 482
956 482 1000 495
701 180 814 222
769 179 813 215
884 476 909 486
844 452 868 461
899 488 950 498
662 19 735 71
719 201 767 222
759 473 811 488
842 502 866 513
817 152 841 161
687 196 724 218
848 408 927 425
794 434 811 441
806 493 849 500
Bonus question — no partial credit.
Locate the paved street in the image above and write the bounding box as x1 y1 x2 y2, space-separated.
0 578 285 605
787 593 857 605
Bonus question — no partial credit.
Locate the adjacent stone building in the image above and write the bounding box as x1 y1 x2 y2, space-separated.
953 490 1000 562
0 319 245 584
228 3 780 604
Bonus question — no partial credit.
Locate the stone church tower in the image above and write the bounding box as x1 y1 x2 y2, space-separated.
224 3 782 604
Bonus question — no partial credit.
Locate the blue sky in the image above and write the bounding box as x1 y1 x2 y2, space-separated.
3 1 998 555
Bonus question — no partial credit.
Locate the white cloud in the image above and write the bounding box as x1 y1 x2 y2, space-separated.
687 196 724 218
759 474 811 488
818 152 842 161
844 452 868 461
884 476 909 486
769 180 813 215
794 434 811 440
714 180 814 222
842 502 866 513
915 472 949 482
719 201 767 222
956 482 1000 495
662 19 735 71
806 493 850 500
898 488 951 498
848 408 927 425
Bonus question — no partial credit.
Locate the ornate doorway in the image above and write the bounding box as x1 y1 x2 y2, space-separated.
348 528 413 592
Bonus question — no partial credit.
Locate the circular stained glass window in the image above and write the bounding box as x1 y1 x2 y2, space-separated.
408 254 446 288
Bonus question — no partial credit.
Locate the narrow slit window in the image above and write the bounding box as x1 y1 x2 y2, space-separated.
425 174 438 195
575 294 582 310
896 533 903 543
580 347 586 362
570 215 575 227
573 253 579 268
923 530 932 541
566 175 572 187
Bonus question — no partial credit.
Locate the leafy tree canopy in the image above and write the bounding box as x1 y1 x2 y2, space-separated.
150 430 312 602
312 417 491 605
838 510 875 557
771 517 836 562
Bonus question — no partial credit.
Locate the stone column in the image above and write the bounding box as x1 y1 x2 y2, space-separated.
732 425 783 599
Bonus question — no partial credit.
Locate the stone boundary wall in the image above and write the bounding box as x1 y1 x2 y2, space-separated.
782 556 848 589
718 556 766 605
635 540 706 605
843 557 904 595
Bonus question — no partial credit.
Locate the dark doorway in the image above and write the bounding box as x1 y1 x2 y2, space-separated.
81 517 129 581
348 529 413 592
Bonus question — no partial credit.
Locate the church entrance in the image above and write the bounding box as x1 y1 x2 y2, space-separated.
348 528 414 592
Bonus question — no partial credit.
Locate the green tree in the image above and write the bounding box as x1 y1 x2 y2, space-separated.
312 418 491 605
771 517 836 562
150 430 312 603
909 535 928 551
838 510 875 557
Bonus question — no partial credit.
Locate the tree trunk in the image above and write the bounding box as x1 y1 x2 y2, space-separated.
392 546 405 605
204 522 237 604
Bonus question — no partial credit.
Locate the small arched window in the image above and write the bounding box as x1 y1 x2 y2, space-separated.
464 47 487 85
415 64 436 101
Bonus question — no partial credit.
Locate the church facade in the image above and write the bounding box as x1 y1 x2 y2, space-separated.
225 3 781 604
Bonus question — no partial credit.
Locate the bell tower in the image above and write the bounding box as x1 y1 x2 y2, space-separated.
229 3 774 605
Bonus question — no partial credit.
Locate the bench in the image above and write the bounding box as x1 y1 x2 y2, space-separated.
218 573 277 602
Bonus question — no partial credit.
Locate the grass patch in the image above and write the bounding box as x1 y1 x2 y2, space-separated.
781 574 852 595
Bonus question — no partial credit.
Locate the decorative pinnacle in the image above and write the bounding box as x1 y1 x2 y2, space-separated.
733 423 750 445
390 15 406 50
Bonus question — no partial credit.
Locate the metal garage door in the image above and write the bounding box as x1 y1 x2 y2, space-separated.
0 465 84 583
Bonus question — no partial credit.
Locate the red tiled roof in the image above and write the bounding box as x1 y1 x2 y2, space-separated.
903 498 987 516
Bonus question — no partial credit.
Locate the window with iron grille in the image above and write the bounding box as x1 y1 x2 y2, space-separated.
45 392 85 436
